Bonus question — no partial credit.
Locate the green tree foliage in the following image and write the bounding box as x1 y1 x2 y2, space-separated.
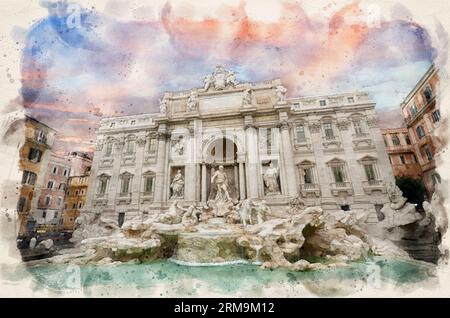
395 176 427 206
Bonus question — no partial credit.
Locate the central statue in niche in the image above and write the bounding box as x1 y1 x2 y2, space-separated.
211 165 232 203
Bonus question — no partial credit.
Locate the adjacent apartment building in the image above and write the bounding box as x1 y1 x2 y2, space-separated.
399 64 444 197
34 153 71 232
0 110 56 237
381 127 422 179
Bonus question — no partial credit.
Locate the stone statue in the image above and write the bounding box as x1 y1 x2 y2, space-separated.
159 97 167 114
211 165 232 203
263 162 280 194
276 85 287 103
181 205 200 226
171 137 185 156
186 91 198 112
242 89 252 107
226 71 238 87
203 65 239 91
170 170 185 199
203 74 213 91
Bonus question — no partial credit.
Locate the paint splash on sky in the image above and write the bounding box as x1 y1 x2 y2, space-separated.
17 0 436 153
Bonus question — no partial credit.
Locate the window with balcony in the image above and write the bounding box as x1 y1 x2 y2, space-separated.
391 134 400 146
432 110 441 123
424 85 433 103
353 120 364 135
409 103 418 118
423 144 433 161
97 174 110 195
144 174 155 194
105 141 113 157
125 138 136 154
404 134 411 145
28 148 42 163
21 171 37 185
148 138 157 154
295 125 306 143
416 125 426 139
303 167 314 184
323 123 334 139
332 165 345 183
120 172 132 196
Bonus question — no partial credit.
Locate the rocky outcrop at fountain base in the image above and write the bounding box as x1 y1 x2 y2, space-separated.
29 184 447 270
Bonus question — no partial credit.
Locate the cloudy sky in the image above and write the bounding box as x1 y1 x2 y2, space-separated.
18 0 436 153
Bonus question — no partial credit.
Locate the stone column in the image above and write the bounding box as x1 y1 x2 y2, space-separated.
201 163 207 203
279 120 298 197
107 135 124 208
184 130 197 203
239 161 246 200
154 125 168 205
234 164 239 198
131 134 146 211
245 120 260 199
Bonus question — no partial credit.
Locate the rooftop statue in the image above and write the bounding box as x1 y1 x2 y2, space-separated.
203 64 239 91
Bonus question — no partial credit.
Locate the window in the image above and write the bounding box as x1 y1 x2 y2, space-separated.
79 202 83 208
120 174 132 195
59 183 66 191
391 135 400 146
125 139 135 154
400 155 406 164
404 134 411 145
296 125 306 142
432 110 441 123
42 210 47 218
63 169 68 177
54 212 58 218
130 120 136 125
47 181 54 189
28 148 42 163
148 138 157 154
332 165 345 183
341 205 350 211
105 142 113 156
364 164 377 181
347 97 354 103
144 175 155 193
409 104 418 118
110 122 115 128
303 167 314 184
353 120 364 135
424 85 433 103
423 144 433 161
75 190 79 196
17 197 26 212
293 103 300 109
44 196 51 206
72 203 77 209
57 197 62 206
118 213 125 227
319 100 327 106
323 123 334 139
35 130 46 143
21 171 37 185
98 177 109 195
412 154 418 163
416 125 426 139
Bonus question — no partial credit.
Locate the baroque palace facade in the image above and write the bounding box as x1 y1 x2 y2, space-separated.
85 66 394 226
